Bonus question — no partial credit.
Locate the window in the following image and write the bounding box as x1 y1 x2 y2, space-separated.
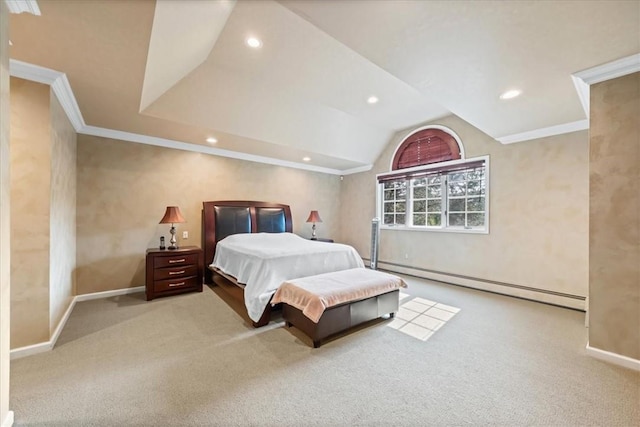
377 126 489 233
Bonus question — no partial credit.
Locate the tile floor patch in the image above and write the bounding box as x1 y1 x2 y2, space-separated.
424 307 456 322
388 296 460 342
402 300 431 314
412 314 445 331
412 297 437 307
435 303 461 313
396 308 420 322
399 323 434 341
387 318 407 330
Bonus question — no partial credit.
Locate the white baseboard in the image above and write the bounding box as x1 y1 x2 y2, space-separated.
2 410 13 427
74 286 145 302
10 286 145 360
586 342 640 371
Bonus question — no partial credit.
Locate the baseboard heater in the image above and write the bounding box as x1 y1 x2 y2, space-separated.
362 258 586 310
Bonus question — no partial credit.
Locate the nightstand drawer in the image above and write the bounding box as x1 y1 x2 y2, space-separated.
146 246 203 301
154 253 199 268
154 265 198 281
154 275 199 293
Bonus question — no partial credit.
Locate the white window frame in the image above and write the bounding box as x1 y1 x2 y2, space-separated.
376 155 490 234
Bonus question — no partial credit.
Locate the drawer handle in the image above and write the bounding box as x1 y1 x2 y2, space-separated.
168 259 186 264
169 270 186 275
168 282 186 287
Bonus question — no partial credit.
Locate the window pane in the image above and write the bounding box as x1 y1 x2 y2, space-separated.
396 214 406 224
413 178 426 186
448 182 466 196
413 200 426 212
427 185 441 198
449 213 465 226
467 197 485 211
427 176 441 185
467 180 485 196
384 182 395 189
467 168 485 180
450 172 465 182
395 202 406 213
449 198 465 212
384 189 394 200
427 199 441 212
395 188 406 199
468 213 485 227
413 186 426 199
413 214 426 226
427 214 441 226
383 214 394 225
384 202 395 213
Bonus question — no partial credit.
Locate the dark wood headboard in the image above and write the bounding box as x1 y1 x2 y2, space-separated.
202 200 293 283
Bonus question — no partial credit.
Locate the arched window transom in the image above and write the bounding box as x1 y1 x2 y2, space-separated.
392 128 462 170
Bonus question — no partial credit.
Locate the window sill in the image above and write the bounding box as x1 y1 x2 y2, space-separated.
380 225 489 235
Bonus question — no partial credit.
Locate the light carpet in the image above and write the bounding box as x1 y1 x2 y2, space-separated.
10 275 640 426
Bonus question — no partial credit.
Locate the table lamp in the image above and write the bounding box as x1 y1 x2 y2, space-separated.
159 206 186 250
306 210 322 240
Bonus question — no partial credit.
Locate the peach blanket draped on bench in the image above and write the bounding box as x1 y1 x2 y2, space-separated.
271 268 407 323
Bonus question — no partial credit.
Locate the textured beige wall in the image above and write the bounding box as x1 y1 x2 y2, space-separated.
10 78 51 348
49 90 76 334
589 72 640 360
76 135 341 294
0 1 12 422
340 114 589 303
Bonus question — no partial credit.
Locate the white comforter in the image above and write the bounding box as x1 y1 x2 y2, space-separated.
211 233 365 322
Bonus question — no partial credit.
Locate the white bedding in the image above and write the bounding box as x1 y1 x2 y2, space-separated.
210 233 365 322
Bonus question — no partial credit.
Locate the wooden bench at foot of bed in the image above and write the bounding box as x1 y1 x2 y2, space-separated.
272 268 407 347
283 290 399 348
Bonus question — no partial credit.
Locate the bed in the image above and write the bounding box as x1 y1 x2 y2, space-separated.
202 200 364 327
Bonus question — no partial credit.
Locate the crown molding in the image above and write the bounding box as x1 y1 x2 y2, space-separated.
496 119 589 145
50 73 85 131
5 0 40 15
340 164 373 175
80 126 348 175
498 54 640 145
571 74 590 117
9 59 85 131
8 60 367 175
570 53 640 117
573 53 640 85
9 58 59 85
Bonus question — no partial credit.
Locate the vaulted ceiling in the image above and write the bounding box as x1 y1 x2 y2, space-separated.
8 0 640 173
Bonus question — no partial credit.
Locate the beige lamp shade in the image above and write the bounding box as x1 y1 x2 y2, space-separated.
159 206 186 224
306 210 322 223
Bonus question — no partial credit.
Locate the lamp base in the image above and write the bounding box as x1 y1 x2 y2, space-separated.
168 225 179 250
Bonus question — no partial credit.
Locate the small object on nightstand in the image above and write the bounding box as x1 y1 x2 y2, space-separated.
145 246 203 301
159 236 165 250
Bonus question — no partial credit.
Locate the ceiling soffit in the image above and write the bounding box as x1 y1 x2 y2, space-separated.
140 0 236 111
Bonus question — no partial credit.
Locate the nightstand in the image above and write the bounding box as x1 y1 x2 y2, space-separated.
310 238 334 243
145 246 203 301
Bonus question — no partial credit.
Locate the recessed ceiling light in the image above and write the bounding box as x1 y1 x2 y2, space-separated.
367 96 379 104
206 137 218 144
302 157 311 162
246 37 262 48
500 89 522 100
